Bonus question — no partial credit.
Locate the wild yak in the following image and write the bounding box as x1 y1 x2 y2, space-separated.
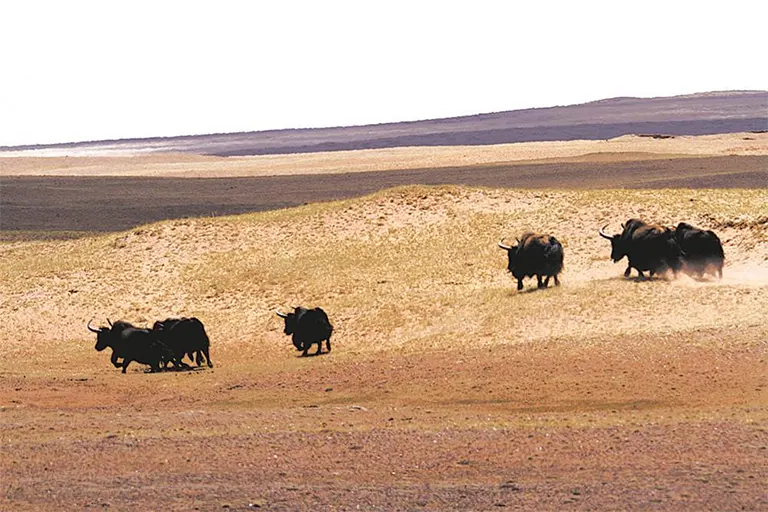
498 232 564 291
599 218 683 278
152 317 213 368
674 222 725 278
276 307 333 356
87 319 175 373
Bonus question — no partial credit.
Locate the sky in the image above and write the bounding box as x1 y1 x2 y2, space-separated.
1 1 766 146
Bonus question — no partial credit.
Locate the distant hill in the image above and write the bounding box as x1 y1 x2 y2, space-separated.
3 91 766 156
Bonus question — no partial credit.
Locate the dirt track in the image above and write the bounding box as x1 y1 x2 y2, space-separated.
2 155 766 236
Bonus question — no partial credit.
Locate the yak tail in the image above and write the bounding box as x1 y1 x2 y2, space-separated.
708 232 725 259
546 236 565 270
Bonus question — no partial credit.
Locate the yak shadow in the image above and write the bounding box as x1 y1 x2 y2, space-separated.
142 365 206 374
597 274 671 284
505 285 560 296
296 350 330 358
517 286 554 295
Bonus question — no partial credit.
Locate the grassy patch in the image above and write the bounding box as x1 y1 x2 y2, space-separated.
2 185 767 360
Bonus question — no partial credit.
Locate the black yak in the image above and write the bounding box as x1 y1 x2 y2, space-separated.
276 307 333 356
599 219 683 278
498 232 564 291
87 319 175 373
675 222 725 278
152 317 213 368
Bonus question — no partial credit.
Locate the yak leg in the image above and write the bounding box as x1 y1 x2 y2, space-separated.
315 341 323 355
536 275 544 288
201 347 213 368
162 354 176 369
624 265 632 278
121 359 132 374
553 274 560 286
543 275 551 287
110 352 122 368
301 342 309 357
174 357 190 369
326 338 332 352
517 278 524 291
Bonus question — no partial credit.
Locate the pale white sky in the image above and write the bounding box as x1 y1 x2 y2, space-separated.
1 1 765 146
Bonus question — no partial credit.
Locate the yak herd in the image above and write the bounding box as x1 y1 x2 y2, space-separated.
87 317 213 373
88 218 724 373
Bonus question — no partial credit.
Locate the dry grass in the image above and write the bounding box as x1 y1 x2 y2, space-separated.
1 132 766 177
2 186 766 364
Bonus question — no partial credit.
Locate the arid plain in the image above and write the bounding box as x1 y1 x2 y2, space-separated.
1 131 767 510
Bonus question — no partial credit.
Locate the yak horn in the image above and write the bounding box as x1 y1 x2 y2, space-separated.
107 318 113 327
599 225 614 240
275 310 288 318
87 318 101 333
497 238 513 250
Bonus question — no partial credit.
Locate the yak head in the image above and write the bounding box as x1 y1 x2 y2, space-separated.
497 238 520 274
599 224 626 263
88 319 137 351
599 219 649 263
87 318 114 351
276 307 306 350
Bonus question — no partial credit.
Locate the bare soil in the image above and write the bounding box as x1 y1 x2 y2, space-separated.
2 155 766 238
3 333 766 511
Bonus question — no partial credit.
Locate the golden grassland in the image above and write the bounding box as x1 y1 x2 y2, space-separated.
3 184 767 510
2 185 766 366
1 131 766 177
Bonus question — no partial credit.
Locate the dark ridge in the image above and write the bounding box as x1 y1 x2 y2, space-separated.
2 91 765 154
210 118 768 156
2 155 765 239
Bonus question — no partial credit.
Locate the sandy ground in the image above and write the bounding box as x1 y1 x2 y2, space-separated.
1 132 767 177
1 182 767 510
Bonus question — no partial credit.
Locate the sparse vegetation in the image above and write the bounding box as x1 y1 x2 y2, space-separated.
2 186 766 358
2 175 767 509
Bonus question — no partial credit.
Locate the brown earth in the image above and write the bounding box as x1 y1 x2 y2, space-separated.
1 157 767 509
3 333 767 511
